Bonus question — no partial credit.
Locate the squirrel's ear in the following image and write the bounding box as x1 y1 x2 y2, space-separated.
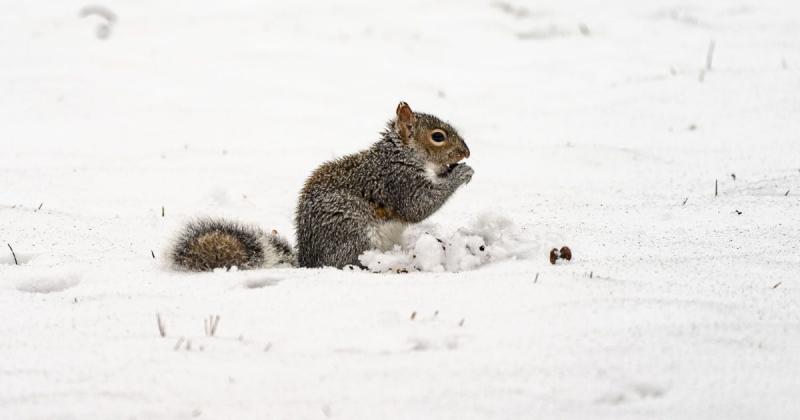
395 101 415 143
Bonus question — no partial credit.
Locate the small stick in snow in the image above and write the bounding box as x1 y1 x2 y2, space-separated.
410 311 416 321
156 313 166 337
161 206 165 217
173 337 185 350
715 179 718 197
534 272 539 283
36 202 43 212
204 315 221 337
772 282 782 289
185 339 192 351
210 315 220 336
458 318 465 327
7 244 18 265
150 250 156 259
785 189 790 196
590 271 594 279
705 40 716 71
731 173 736 181
682 197 688 206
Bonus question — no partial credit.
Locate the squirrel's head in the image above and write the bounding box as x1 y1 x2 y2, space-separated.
391 101 471 171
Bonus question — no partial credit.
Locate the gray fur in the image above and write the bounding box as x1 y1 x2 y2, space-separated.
168 107 473 271
295 117 473 268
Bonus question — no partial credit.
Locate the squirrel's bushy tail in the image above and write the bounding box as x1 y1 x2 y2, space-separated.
169 218 295 271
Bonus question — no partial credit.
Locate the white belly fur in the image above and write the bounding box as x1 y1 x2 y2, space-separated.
367 221 407 251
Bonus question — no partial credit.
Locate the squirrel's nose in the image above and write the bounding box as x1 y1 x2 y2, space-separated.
462 145 471 159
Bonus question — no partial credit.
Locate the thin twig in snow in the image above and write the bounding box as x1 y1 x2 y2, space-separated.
7 244 18 265
173 337 185 350
705 40 715 71
205 315 221 336
156 313 166 337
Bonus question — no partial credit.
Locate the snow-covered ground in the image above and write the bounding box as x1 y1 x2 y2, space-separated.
2 0 799 418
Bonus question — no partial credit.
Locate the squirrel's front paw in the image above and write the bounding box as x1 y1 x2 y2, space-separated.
451 163 474 184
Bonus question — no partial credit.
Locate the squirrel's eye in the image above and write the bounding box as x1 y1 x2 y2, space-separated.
431 131 447 143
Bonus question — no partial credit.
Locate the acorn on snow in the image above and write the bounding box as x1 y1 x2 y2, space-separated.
549 246 572 264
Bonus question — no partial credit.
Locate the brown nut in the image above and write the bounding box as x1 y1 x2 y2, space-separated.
549 248 559 265
549 246 573 264
560 246 572 261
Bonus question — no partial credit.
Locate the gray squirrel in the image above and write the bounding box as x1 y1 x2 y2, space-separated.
168 102 473 270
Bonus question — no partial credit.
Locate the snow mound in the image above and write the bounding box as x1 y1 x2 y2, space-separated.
359 213 536 273
10 266 83 293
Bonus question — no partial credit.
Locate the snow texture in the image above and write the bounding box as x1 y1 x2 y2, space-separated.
359 212 538 273
8 265 83 293
1 0 800 419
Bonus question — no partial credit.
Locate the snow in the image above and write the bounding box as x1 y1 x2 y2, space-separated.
8 265 84 294
1 0 800 419
359 212 537 273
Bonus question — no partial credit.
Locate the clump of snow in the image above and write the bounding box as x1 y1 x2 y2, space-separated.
9 266 84 293
359 213 536 273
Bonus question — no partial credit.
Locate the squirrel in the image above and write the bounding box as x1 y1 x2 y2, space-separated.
168 101 473 271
